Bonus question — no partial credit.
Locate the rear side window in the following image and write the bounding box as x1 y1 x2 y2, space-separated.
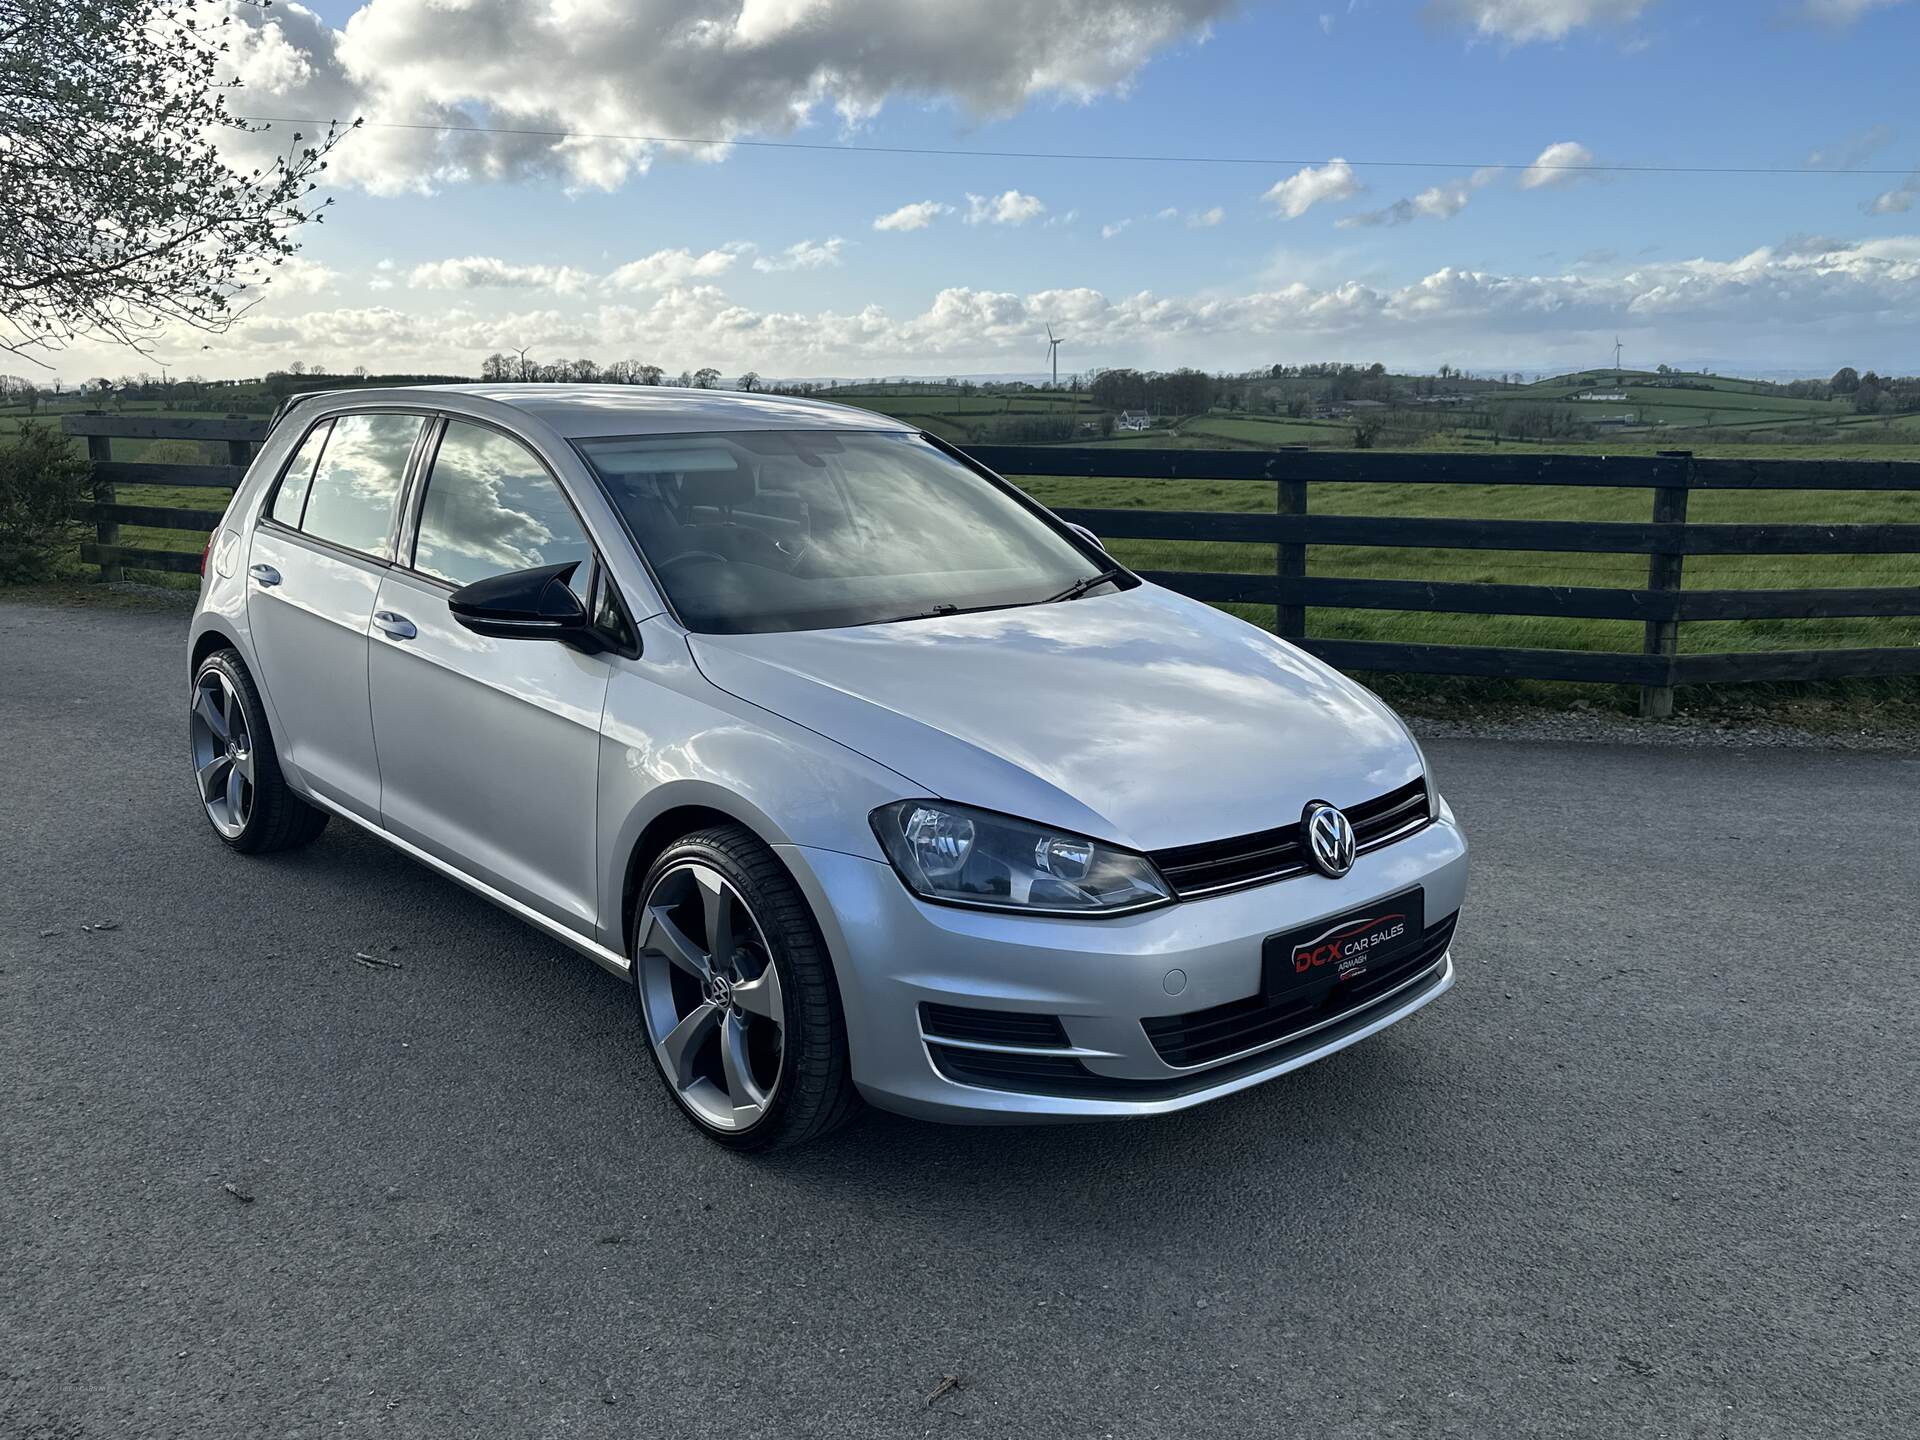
298 413 426 560
412 420 592 593
269 420 331 527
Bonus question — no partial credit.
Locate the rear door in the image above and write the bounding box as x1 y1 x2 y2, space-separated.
246 411 427 820
367 417 612 935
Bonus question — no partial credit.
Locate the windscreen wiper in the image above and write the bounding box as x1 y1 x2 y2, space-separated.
1043 566 1128 605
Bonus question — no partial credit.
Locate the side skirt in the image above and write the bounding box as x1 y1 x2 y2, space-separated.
306 794 632 981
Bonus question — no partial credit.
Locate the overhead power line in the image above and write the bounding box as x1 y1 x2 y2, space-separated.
234 116 1916 177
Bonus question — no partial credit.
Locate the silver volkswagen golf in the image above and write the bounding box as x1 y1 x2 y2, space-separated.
187 385 1467 1148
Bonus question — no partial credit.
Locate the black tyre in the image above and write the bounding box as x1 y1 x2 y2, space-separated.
189 648 329 854
631 825 861 1150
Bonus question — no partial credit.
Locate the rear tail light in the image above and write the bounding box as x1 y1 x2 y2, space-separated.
200 534 214 576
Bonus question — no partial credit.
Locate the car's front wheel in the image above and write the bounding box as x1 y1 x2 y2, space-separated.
189 648 328 853
632 826 860 1150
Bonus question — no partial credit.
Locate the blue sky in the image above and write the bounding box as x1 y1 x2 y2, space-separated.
68 0 1920 382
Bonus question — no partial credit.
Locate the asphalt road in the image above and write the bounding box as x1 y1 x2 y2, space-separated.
2 597 1916 1440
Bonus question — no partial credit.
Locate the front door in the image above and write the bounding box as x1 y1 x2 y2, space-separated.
246 412 426 821
367 419 610 936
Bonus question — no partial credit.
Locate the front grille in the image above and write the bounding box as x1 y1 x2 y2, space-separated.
1149 778 1432 900
1142 912 1458 1069
919 1003 1069 1048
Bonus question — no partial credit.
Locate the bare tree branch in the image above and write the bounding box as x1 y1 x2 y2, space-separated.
0 0 358 360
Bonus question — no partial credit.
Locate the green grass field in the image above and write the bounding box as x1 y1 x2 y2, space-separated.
1008 471 1920 661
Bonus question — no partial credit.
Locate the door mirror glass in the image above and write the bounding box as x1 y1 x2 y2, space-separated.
448 561 603 653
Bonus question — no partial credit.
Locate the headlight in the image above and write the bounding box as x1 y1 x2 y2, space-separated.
1407 731 1440 815
870 800 1172 915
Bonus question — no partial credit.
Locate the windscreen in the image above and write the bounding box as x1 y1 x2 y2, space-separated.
575 430 1106 634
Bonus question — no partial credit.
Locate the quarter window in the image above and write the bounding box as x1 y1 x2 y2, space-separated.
297 413 426 560
412 420 593 594
270 420 331 528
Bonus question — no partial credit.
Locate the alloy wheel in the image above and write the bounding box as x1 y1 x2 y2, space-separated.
189 668 254 839
635 862 786 1131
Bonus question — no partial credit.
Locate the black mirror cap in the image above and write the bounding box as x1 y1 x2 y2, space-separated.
449 561 585 622
448 561 604 653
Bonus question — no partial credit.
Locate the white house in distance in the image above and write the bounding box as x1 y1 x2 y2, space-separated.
1116 410 1154 431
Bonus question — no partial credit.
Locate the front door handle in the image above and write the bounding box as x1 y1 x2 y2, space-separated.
249 563 281 587
372 610 417 641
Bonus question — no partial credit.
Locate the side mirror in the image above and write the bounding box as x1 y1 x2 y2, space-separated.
1066 522 1107 553
448 561 603 654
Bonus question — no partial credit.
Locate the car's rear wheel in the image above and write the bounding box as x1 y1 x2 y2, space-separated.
189 649 328 853
632 826 860 1150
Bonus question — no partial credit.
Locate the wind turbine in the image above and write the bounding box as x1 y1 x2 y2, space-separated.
1045 323 1064 389
1614 336 1624 373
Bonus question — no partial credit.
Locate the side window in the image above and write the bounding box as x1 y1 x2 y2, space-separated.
412 420 593 595
269 420 331 527
298 413 426 560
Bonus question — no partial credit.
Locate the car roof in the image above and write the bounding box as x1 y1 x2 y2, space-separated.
290 383 915 440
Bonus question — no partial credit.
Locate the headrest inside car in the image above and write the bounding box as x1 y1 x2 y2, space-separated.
680 459 756 509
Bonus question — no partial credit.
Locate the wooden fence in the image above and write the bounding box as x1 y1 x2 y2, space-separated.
66 414 1920 716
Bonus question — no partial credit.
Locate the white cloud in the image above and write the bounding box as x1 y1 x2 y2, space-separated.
873 200 953 232
1340 168 1497 228
965 190 1048 226
1866 173 1919 214
1101 219 1133 239
752 237 847 272
89 234 1920 379
1519 140 1597 189
603 245 751 291
1796 0 1909 25
216 0 1231 194
1806 124 1897 169
1263 160 1363 219
1187 206 1226 228
1427 0 1652 42
407 256 593 294
260 256 339 295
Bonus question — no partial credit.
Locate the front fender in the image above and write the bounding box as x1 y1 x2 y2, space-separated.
595 619 919 951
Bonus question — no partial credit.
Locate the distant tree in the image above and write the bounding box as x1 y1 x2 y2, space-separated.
1830 367 1861 395
1 0 354 363
479 353 511 381
693 367 720 389
738 371 761 392
636 364 664 386
287 361 306 376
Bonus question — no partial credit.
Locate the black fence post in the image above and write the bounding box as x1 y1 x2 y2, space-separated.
85 413 119 584
1640 451 1693 718
225 415 253 494
1276 446 1308 640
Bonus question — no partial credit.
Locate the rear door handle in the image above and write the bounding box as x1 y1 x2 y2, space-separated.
249 564 281 587
372 610 417 641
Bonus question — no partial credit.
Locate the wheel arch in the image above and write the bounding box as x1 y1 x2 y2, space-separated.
615 786 811 961
189 622 241 676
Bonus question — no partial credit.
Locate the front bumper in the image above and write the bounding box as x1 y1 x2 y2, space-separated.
775 813 1468 1124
